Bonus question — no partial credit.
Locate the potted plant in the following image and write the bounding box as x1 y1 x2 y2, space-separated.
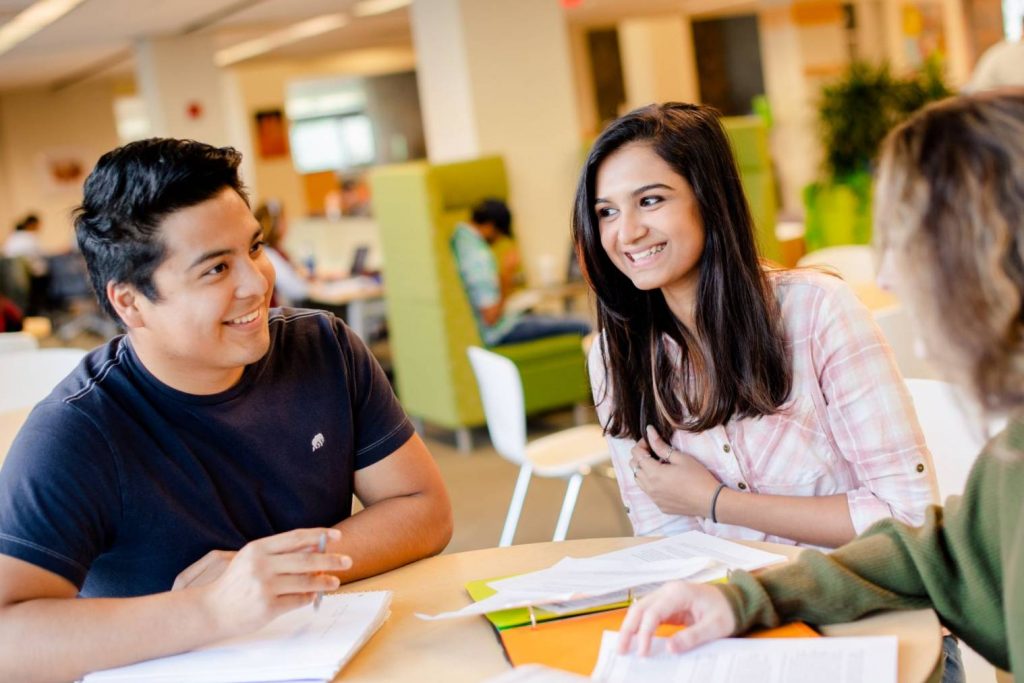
803 58 951 250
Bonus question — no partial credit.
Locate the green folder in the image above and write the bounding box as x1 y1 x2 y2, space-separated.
465 576 631 631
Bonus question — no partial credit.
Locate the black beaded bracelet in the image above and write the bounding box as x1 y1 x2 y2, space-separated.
709 483 727 524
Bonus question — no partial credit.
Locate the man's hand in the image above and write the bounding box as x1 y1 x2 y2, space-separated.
618 581 737 656
197 528 352 638
173 550 237 591
630 425 721 517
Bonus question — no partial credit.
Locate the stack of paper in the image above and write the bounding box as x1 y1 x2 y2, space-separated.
542 531 788 615
418 556 712 621
592 631 898 683
420 532 787 622
83 591 392 683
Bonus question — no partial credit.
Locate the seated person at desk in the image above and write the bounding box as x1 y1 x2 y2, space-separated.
3 213 50 314
452 198 590 346
254 200 309 306
574 103 935 550
479 199 526 297
0 139 453 682
619 92 1024 679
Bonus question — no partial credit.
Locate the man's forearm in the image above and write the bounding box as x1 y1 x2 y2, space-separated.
0 589 218 683
331 489 453 583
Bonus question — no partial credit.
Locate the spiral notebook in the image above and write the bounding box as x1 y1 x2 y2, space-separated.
83 591 392 683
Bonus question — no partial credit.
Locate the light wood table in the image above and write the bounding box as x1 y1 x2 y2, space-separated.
336 537 942 682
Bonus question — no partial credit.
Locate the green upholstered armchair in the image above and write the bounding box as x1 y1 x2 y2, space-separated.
370 156 591 451
721 115 781 263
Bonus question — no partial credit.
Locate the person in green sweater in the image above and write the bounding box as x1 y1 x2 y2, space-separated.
618 89 1024 678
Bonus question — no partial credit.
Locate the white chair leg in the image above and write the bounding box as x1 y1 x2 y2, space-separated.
500 464 533 547
455 428 472 454
553 472 584 542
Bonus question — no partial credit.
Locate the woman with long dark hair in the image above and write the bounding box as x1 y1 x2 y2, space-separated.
574 102 934 548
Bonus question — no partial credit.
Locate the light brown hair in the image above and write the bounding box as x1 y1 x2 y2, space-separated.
875 88 1024 412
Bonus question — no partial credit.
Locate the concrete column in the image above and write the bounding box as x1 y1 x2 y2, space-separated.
618 15 699 109
135 34 233 146
410 0 582 286
758 2 844 216
134 34 256 193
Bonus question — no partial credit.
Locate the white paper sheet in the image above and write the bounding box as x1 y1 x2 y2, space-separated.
487 557 712 595
416 557 711 621
537 532 788 616
83 591 392 683
592 631 898 683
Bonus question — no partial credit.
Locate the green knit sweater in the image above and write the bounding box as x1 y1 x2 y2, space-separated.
720 416 1024 674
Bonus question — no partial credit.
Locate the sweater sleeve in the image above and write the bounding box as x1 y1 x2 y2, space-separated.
716 432 1018 671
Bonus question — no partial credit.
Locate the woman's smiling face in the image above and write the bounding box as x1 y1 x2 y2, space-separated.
595 142 705 313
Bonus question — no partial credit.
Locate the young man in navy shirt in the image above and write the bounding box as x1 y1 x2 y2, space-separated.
0 139 452 681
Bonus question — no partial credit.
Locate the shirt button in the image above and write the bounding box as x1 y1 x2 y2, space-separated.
723 444 731 453
916 463 925 473
737 482 747 490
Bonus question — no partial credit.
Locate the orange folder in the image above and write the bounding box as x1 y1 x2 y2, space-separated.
498 606 819 676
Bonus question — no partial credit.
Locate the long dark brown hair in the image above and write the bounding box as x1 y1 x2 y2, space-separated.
572 102 791 441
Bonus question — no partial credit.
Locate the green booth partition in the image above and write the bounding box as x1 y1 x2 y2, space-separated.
721 115 781 263
370 156 591 451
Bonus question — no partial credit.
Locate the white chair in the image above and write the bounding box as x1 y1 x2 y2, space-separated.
0 331 39 353
873 306 940 380
797 245 877 284
0 348 87 412
467 346 610 546
903 378 1006 500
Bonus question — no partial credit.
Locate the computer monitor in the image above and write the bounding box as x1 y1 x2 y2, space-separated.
349 245 370 276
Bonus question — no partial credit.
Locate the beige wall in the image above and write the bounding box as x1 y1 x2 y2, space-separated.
0 81 120 252
618 14 700 109
229 46 417 217
468 2 582 289
568 23 600 138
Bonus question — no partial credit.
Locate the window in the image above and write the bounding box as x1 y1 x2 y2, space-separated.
288 114 376 174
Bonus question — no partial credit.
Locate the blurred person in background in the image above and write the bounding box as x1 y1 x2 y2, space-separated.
254 201 310 307
965 17 1024 92
3 213 50 314
452 197 590 345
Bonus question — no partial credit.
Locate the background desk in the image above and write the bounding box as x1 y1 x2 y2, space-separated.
306 278 386 342
337 537 942 682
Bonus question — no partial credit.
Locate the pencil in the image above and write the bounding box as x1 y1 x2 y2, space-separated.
313 531 327 611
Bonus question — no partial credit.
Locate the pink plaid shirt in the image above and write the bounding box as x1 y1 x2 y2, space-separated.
589 269 938 548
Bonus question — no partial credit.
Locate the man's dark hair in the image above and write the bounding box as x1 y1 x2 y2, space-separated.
471 198 512 236
74 138 247 322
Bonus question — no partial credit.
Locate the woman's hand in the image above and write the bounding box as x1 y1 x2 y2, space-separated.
618 581 737 656
630 425 721 517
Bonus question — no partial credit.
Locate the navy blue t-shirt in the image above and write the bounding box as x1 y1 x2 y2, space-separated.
0 308 414 597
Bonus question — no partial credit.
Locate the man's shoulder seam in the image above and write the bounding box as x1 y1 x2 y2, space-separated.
64 344 128 405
